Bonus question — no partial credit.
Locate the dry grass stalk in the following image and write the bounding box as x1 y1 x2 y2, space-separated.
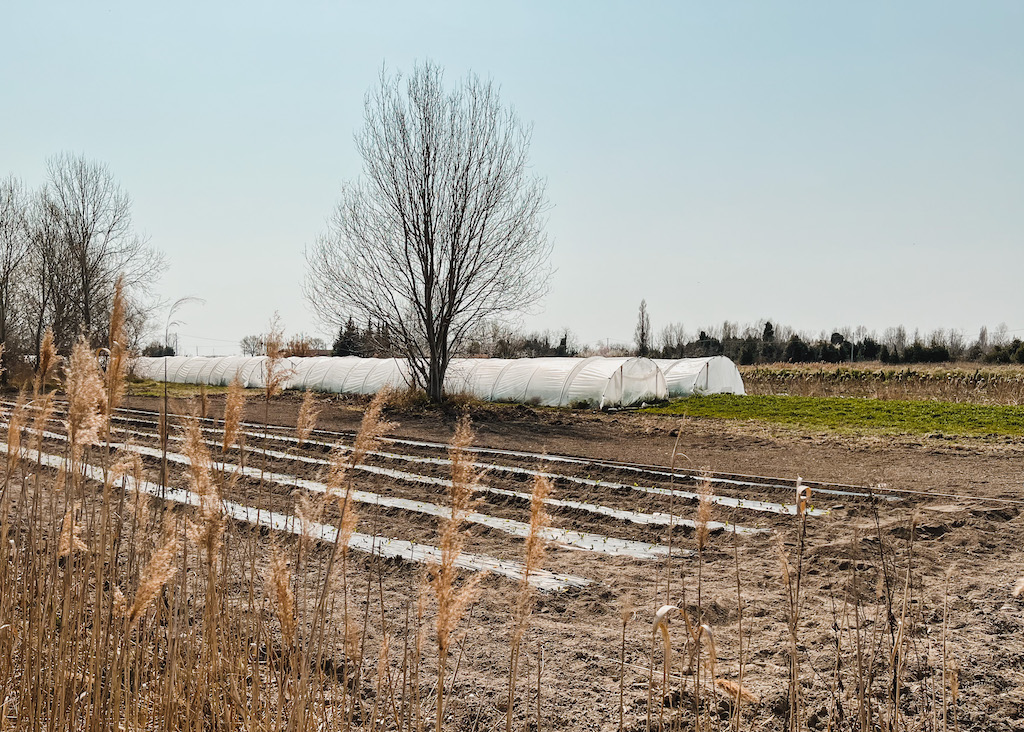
263 312 295 401
222 373 246 453
29 391 56 454
5 394 27 474
183 414 223 560
696 470 713 553
33 328 60 395
350 387 395 466
693 622 719 718
324 388 395 499
269 543 297 649
695 466 714 683
731 523 747 731
430 415 484 732
506 472 553 732
105 275 128 415
296 389 320 446
309 388 397 711
775 533 802 731
619 603 633 732
665 423 689 603
649 604 678 732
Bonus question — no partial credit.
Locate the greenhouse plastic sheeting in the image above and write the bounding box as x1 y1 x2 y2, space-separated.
651 356 746 396
131 355 743 407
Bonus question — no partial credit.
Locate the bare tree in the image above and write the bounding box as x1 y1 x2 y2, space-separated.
239 334 266 356
634 299 651 357
33 153 164 350
305 62 551 402
0 177 31 381
659 322 687 358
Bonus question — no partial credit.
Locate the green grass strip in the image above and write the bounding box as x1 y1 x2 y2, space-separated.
125 379 232 398
642 394 1024 437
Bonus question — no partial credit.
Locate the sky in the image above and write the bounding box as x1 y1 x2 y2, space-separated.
2 1 1022 355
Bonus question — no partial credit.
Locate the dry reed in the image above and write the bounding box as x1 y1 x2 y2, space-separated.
64 338 107 452
430 415 484 732
296 389 320 447
222 373 246 453
506 472 552 732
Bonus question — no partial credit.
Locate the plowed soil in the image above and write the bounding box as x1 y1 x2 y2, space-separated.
117 392 1024 732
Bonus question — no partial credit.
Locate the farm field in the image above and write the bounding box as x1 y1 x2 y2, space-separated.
739 362 1024 405
3 383 1024 731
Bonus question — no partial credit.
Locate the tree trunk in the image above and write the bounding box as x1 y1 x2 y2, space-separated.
427 356 444 403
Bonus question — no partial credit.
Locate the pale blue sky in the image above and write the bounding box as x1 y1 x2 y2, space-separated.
2 2 1021 353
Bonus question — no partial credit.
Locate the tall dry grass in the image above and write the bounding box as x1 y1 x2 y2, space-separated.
0 340 972 732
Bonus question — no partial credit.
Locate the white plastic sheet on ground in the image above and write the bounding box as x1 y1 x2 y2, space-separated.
131 355 744 407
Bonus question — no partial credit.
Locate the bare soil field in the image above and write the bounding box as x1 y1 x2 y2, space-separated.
99 390 1024 732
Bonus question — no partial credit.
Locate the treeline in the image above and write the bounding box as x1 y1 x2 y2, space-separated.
329 318 583 359
0 155 163 380
323 315 1024 365
647 321 1024 365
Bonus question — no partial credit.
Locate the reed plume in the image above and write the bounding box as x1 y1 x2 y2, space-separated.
64 337 107 451
222 373 246 453
57 505 87 557
350 387 395 466
324 388 395 497
33 328 60 395
128 521 179 626
105 275 128 415
296 389 320 447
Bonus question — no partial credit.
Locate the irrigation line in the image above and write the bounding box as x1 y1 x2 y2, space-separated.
12 424 682 560
14 401 1022 508
4 403 831 516
117 418 808 520
81 403 886 496
0 440 590 591
111 424 770 534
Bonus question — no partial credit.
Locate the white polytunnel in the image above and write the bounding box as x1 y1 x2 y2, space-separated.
652 356 746 396
131 355 743 407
